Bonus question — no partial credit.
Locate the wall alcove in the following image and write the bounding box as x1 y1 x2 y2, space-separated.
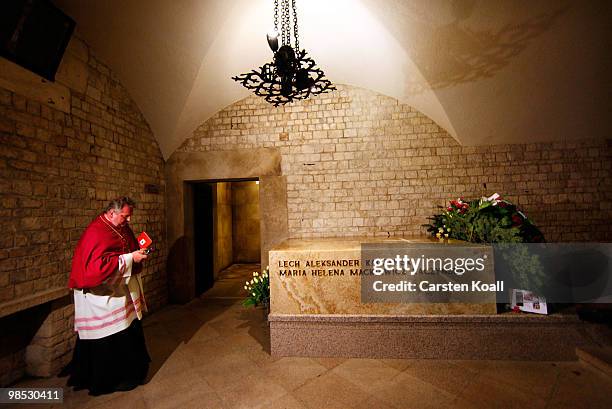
165 148 287 303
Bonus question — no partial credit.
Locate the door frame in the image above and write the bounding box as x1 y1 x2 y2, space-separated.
165 148 287 303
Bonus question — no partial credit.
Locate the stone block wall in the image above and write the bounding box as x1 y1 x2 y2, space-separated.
0 35 166 385
25 299 74 378
178 85 611 242
213 182 233 276
232 181 261 263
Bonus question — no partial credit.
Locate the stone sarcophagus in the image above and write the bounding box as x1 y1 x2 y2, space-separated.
269 237 497 316
268 237 587 361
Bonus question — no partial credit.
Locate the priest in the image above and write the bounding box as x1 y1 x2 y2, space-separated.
64 196 151 395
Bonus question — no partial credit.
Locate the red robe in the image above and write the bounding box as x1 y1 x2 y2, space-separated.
68 214 142 288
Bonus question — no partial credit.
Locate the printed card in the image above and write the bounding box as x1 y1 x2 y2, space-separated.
511 288 548 315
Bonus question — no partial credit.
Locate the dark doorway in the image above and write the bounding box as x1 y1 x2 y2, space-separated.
191 179 261 298
193 183 214 296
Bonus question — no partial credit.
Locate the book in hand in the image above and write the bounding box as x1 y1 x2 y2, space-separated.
137 231 153 254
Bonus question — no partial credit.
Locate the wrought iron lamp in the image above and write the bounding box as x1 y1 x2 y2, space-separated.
232 0 335 106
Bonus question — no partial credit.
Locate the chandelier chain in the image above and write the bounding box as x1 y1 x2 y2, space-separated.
292 0 299 51
283 0 290 46
273 0 278 32
286 0 291 47
280 0 284 45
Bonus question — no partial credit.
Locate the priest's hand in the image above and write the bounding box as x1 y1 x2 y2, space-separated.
132 249 148 263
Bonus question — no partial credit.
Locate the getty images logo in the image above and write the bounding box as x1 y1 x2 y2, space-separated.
371 254 488 276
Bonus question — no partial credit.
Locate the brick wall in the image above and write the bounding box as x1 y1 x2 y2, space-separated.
0 36 166 385
232 181 261 263
179 85 611 242
25 299 74 378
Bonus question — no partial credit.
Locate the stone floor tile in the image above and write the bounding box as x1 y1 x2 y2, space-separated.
458 373 547 409
451 359 496 373
311 357 349 370
194 352 265 390
265 393 309 409
1 404 56 409
142 368 213 403
437 397 481 409
189 323 222 343
547 364 612 409
374 371 457 409
401 359 477 396
180 335 239 364
292 372 372 409
60 388 94 409
224 331 269 354
248 346 284 368
353 395 397 409
147 344 198 379
331 358 402 393
472 360 560 399
143 389 225 409
263 357 329 391
84 389 147 409
73 389 127 409
214 372 288 409
379 358 413 372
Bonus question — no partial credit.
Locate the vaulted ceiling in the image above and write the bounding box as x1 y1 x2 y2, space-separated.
53 0 611 159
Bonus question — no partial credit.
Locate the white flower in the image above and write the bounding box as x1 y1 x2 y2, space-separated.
250 279 254 284
253 272 259 277
244 285 248 290
252 292 256 296
262 272 268 278
245 281 249 285
254 277 258 283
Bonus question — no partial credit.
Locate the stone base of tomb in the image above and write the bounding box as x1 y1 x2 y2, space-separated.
269 313 591 361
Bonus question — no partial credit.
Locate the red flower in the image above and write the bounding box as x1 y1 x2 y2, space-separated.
511 214 523 226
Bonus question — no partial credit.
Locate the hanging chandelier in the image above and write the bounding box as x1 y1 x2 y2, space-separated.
232 0 335 107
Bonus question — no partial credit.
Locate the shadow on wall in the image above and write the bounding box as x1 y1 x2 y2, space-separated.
0 304 49 386
166 236 192 305
363 0 572 94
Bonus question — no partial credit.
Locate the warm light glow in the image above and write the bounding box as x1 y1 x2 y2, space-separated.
172 0 454 156
255 180 259 185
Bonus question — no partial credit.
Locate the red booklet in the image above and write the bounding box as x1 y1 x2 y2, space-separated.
137 231 152 249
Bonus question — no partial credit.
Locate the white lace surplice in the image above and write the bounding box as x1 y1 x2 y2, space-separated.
73 253 147 340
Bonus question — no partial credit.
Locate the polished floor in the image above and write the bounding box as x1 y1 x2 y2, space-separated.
10 263 612 409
